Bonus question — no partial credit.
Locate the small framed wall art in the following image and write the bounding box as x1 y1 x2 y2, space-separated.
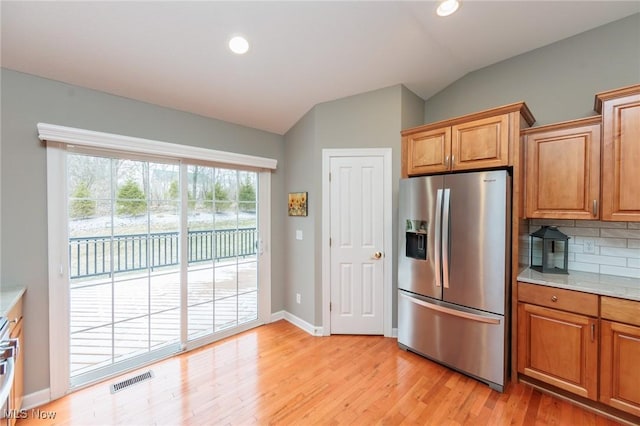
288 192 308 216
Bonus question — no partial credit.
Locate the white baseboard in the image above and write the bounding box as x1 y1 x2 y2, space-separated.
270 310 285 322
271 310 323 336
22 388 51 410
283 312 324 336
274 310 394 338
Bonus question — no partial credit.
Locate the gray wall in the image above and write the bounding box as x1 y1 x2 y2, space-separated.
283 84 424 327
283 108 317 320
0 69 286 395
424 13 640 126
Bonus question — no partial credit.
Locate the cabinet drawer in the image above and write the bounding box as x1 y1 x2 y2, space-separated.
518 282 598 316
601 296 640 327
6 298 23 334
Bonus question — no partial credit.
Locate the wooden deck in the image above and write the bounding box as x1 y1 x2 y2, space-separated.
70 260 258 376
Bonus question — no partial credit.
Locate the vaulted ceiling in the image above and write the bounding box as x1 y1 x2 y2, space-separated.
2 1 638 134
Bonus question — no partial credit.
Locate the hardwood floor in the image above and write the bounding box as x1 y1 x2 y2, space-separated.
17 320 624 425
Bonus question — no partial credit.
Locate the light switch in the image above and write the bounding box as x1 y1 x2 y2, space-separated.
296 230 303 240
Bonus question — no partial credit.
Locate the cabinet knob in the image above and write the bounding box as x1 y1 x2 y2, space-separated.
551 295 558 302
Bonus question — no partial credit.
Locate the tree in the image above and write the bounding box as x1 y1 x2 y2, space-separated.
70 181 95 219
205 181 231 212
117 180 147 216
238 177 256 212
167 180 179 200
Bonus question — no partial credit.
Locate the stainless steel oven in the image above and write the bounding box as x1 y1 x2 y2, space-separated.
0 317 16 423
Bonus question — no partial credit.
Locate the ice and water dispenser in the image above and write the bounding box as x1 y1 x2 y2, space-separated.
405 220 428 260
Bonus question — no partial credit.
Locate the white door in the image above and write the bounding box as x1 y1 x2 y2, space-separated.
330 155 384 334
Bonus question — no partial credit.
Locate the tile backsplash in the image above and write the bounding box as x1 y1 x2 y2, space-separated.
523 219 640 279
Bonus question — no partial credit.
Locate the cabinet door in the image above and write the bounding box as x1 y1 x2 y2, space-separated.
451 114 509 171
600 320 640 417
9 319 23 425
601 93 640 221
517 303 597 400
525 123 600 219
406 127 451 175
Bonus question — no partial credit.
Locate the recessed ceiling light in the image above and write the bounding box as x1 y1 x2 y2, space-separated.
228 35 249 55
437 0 460 17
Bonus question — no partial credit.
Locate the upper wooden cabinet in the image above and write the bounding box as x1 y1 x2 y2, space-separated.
402 102 535 177
595 84 640 222
405 127 451 175
452 114 510 171
523 116 601 219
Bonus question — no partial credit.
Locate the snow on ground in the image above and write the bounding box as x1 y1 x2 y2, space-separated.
70 211 256 235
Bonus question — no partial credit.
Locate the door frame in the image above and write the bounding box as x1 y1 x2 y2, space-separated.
321 148 393 337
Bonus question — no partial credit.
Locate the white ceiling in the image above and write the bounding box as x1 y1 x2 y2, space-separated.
2 1 639 135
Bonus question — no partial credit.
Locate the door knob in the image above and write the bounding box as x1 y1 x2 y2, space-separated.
373 251 383 259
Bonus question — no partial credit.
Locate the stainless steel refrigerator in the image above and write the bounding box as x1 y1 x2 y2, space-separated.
397 170 511 392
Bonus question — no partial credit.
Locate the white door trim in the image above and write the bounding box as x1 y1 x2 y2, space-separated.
322 148 392 337
46 141 70 400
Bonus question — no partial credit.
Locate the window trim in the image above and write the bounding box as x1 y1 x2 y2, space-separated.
37 123 277 171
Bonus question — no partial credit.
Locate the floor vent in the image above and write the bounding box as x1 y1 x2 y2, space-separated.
110 370 154 394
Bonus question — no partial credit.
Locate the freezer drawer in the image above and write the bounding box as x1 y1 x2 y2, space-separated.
398 290 506 391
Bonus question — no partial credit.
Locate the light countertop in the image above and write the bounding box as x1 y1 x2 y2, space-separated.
0 286 26 317
517 268 640 302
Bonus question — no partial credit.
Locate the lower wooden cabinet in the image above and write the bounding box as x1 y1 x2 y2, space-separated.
517 302 598 400
9 318 23 426
599 297 640 417
518 283 640 420
5 295 24 426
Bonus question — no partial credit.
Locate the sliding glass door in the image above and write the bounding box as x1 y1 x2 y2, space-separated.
186 166 258 341
43 122 274 399
68 153 182 384
66 152 260 386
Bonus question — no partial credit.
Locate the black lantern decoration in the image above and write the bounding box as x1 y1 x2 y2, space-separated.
530 226 570 274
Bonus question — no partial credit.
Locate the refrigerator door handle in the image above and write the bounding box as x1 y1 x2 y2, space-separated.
442 188 451 289
434 189 443 288
400 292 501 325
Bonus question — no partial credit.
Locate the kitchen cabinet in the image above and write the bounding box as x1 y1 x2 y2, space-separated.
595 84 640 221
600 296 640 417
451 114 509 171
402 102 534 177
522 116 601 219
5 296 23 426
405 127 451 175
517 282 598 400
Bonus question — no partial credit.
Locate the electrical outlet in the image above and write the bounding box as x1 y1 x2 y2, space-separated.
583 238 596 254
296 293 301 304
